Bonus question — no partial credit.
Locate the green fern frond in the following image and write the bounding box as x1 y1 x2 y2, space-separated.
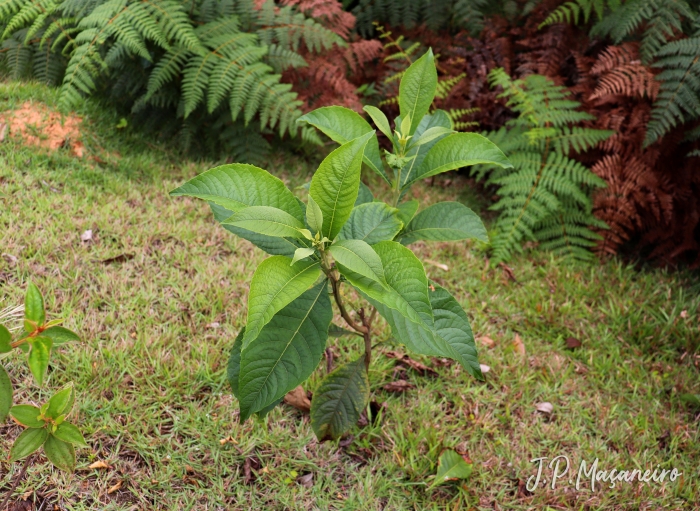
540 0 621 28
481 69 610 264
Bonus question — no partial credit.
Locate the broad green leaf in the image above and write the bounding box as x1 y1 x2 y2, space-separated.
25 282 45 327
363 105 393 140
328 324 357 337
9 405 44 428
256 398 283 419
9 427 48 461
28 336 52 386
309 132 374 240
292 247 316 265
0 324 11 353
46 384 74 419
242 256 321 349
41 326 80 346
428 283 482 379
431 450 473 488
0 365 11 422
409 126 454 148
298 107 388 183
171 163 303 220
54 422 87 447
329 240 386 285
400 110 469 189
212 203 305 258
227 329 244 398
306 195 324 235
44 434 76 472
310 357 369 441
355 182 374 206
406 133 513 187
396 200 419 227
338 202 403 245
400 202 488 244
238 281 332 420
399 49 437 136
223 206 306 239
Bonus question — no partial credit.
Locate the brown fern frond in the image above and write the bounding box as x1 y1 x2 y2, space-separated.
590 44 659 101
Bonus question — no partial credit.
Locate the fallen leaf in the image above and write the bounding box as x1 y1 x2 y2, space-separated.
107 480 122 494
243 454 261 485
101 253 134 264
512 334 526 356
219 436 237 445
479 364 491 374
431 450 472 488
425 259 449 271
385 351 438 376
565 336 582 349
477 335 495 348
338 435 354 448
2 253 18 266
383 380 415 393
284 386 311 413
535 402 554 414
680 310 688 319
80 229 93 242
206 322 220 329
498 262 518 283
89 460 110 470
296 473 313 488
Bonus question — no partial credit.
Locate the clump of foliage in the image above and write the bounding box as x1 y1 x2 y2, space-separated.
1 283 84 479
476 68 611 263
0 0 352 160
172 50 511 440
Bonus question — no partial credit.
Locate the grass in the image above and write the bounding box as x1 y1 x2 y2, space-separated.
1 81 699 510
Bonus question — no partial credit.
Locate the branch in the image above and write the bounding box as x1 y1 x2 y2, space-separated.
329 274 368 334
1 454 34 510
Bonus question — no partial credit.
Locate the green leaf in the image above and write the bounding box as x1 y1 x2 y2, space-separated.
400 110 453 189
298 107 388 183
406 133 512 188
306 195 324 235
170 163 303 221
211 203 304 258
399 49 438 136
25 282 45 327
431 450 472 488
242 256 321 349
400 202 488 244
238 281 332 420
355 182 374 206
291 247 316 265
396 200 420 227
363 105 393 140
222 206 307 239
44 434 76 472
46 384 75 419
9 405 44 428
310 357 369 441
9 427 48 461
0 325 11 353
409 126 454 148
53 422 87 447
428 283 482 380
0 365 12 422
309 132 374 240
328 324 357 337
28 337 52 386
256 398 283 419
227 329 244 399
41 326 80 346
329 240 386 285
338 202 403 245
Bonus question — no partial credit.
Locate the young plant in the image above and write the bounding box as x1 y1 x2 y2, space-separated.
1 283 84 477
171 49 512 440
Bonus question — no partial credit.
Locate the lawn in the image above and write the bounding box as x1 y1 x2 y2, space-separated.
1 82 699 510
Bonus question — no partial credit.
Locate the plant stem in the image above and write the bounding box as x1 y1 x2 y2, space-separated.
357 308 373 370
329 274 367 335
1 454 34 510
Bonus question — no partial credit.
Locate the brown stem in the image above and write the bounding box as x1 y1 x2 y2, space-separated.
329 275 367 335
357 308 372 370
1 454 34 510
325 347 334 374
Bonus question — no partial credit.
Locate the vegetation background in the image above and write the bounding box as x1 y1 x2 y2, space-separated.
0 0 699 509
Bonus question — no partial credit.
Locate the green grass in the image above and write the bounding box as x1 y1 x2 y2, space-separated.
1 81 699 510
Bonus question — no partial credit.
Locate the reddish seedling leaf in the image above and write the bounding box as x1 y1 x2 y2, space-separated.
283 386 311 413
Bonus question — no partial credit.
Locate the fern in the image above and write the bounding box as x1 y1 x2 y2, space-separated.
0 0 343 160
540 0 621 27
477 69 611 263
